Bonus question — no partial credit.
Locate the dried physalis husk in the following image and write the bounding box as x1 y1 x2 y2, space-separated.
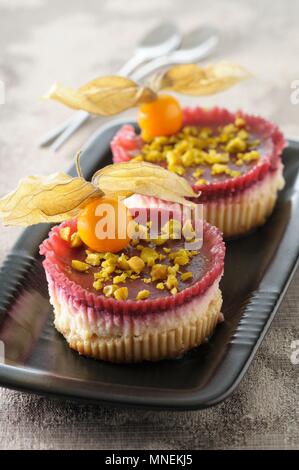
0 162 198 226
0 173 103 226
148 62 250 96
45 77 156 116
92 161 198 206
44 62 249 115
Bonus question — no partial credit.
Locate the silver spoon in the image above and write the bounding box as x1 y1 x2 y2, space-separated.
119 22 182 76
131 26 219 82
38 22 181 149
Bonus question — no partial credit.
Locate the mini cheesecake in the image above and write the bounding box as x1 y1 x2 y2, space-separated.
40 217 225 363
111 107 286 237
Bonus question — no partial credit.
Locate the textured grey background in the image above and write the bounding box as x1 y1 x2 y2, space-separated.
0 0 298 450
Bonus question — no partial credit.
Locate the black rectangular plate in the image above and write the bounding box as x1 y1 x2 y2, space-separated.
0 120 298 410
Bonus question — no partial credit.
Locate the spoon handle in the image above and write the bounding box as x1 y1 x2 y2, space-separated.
131 56 170 81
51 111 90 151
118 52 145 77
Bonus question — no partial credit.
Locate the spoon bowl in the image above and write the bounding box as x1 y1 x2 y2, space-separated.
117 22 181 76
137 22 182 59
132 26 219 81
171 26 219 62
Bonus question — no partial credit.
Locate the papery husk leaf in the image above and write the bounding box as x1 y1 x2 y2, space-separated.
0 173 103 226
45 77 156 115
148 62 250 95
92 161 198 206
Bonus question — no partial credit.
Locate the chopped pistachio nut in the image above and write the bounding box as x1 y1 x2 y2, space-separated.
136 289 150 300
222 123 236 135
94 270 110 282
195 178 208 186
114 287 128 301
140 247 159 266
128 256 145 274
156 282 165 290
229 170 241 177
182 220 196 242
136 119 260 181
93 279 103 291
102 258 117 268
70 232 82 248
153 235 168 246
225 137 247 153
174 255 189 266
166 151 179 166
130 274 140 280
103 265 116 275
71 260 89 272
169 164 185 176
189 250 199 256
94 271 105 280
171 287 178 295
182 150 195 167
101 260 116 276
104 253 118 261
169 249 190 262
113 272 128 284
211 163 241 178
148 257 156 267
162 219 181 239
142 278 151 284
168 264 180 275
85 253 104 266
163 247 171 254
151 264 168 281
59 226 71 242
166 274 178 290
235 117 246 127
103 285 117 297
242 150 260 162
117 253 130 270
181 271 193 282
204 150 229 164
211 163 228 175
192 168 204 179
238 129 248 140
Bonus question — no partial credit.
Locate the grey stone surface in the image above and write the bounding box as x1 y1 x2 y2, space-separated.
0 0 298 450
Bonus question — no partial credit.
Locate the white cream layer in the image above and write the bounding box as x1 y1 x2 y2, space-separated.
47 274 222 340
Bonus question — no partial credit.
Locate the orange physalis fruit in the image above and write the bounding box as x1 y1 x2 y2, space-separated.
138 94 183 140
77 196 132 253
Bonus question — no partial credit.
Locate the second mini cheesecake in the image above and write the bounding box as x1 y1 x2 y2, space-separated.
112 107 286 238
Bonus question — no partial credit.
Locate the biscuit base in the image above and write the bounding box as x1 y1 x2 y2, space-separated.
204 166 284 238
52 289 222 363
